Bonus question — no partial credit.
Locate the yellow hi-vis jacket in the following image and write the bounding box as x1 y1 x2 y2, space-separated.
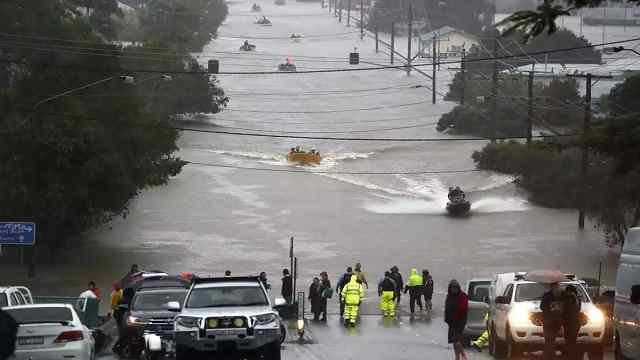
341 275 364 305
407 268 423 287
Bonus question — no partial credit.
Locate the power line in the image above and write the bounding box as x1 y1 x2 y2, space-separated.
225 99 429 113
219 31 360 40
211 113 446 125
3 37 640 75
216 122 438 134
184 161 482 175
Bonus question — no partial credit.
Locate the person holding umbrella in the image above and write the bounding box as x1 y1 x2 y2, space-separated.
529 271 568 360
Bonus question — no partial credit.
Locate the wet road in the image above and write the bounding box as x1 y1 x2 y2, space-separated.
97 314 613 360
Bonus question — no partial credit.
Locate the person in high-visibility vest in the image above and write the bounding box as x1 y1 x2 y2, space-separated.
472 314 490 351
341 274 364 326
378 271 397 317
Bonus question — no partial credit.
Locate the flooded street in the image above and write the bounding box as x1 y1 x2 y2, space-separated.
16 0 628 303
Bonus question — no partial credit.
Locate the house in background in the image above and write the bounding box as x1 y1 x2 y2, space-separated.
418 26 479 58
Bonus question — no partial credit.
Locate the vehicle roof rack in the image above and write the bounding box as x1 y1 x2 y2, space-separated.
192 276 260 284
564 273 576 280
514 272 526 281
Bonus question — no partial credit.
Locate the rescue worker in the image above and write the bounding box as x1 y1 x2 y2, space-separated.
378 271 396 317
109 283 123 317
563 285 582 360
422 270 434 311
472 314 490 352
341 274 364 326
354 262 368 288
336 267 353 316
390 266 403 305
540 282 565 360
404 268 424 314
281 268 293 304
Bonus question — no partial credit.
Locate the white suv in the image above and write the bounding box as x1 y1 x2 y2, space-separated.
169 276 284 360
489 273 605 359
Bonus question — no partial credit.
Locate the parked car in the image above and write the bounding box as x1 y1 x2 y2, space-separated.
0 286 33 308
120 277 190 358
614 227 640 360
488 272 605 359
464 278 491 342
170 276 285 360
4 303 95 360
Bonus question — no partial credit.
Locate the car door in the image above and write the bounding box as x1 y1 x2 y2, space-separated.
615 232 640 358
494 284 514 340
467 281 491 332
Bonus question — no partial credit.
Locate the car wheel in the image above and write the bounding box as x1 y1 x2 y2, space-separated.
492 326 508 359
279 323 287 344
506 326 522 359
615 333 629 360
258 341 281 360
588 346 604 360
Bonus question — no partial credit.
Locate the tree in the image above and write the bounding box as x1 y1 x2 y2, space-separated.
499 0 640 40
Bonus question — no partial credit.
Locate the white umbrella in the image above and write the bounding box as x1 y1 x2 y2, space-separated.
525 270 566 284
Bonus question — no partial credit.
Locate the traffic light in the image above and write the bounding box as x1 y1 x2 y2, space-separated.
349 52 359 65
208 60 219 74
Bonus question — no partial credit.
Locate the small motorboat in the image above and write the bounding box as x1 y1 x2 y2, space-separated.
251 3 262 11
255 17 272 26
446 196 471 217
278 62 297 72
290 33 303 42
287 148 321 165
239 43 257 51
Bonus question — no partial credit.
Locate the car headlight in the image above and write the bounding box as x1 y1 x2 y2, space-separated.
176 316 201 329
127 316 149 326
586 307 605 325
233 317 246 328
508 305 531 326
253 313 278 326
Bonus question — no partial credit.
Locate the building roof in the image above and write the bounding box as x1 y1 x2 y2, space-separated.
419 26 477 42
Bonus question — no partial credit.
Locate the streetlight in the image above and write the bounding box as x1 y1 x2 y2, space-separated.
604 46 640 56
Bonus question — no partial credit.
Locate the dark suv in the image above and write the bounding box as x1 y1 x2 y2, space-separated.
122 277 190 358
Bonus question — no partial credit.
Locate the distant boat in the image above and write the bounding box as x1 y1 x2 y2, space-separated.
287 149 321 165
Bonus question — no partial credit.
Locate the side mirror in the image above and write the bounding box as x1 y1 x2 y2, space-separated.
495 296 510 305
274 297 286 307
167 301 181 312
631 285 640 305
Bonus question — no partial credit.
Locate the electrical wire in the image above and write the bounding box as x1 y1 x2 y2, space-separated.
215 122 438 133
225 99 429 113
184 161 482 175
3 37 640 75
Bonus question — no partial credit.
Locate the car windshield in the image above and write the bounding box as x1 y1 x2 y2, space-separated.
186 286 268 308
0 294 7 307
468 282 491 302
5 307 73 324
132 290 187 311
515 283 590 302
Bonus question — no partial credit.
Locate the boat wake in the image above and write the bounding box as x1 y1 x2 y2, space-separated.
364 196 529 215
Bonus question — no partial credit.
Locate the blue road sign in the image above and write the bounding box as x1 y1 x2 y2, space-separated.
0 222 36 245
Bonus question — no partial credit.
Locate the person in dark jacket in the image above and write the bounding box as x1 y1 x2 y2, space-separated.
378 271 397 317
540 282 565 360
563 285 582 360
336 267 353 316
112 287 136 356
390 266 404 305
259 272 271 290
308 277 322 321
445 279 469 360
281 268 293 303
0 308 17 360
422 270 434 311
319 272 331 321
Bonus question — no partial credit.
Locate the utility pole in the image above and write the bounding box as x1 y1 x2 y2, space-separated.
567 73 612 229
527 70 534 144
335 0 338 16
390 22 395 64
432 33 437 104
329 0 331 13
407 1 412 75
339 0 342 22
460 47 466 106
491 38 498 143
347 0 351 26
360 0 364 39
375 26 379 52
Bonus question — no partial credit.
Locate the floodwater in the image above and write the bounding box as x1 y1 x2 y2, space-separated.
13 1 637 322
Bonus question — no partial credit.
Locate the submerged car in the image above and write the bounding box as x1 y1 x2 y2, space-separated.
6 304 95 360
171 276 285 360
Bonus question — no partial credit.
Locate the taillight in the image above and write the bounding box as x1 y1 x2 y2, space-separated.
54 330 84 343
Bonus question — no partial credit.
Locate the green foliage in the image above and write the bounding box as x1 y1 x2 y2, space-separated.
367 0 494 34
0 0 227 253
440 74 582 137
117 0 228 51
500 0 640 40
